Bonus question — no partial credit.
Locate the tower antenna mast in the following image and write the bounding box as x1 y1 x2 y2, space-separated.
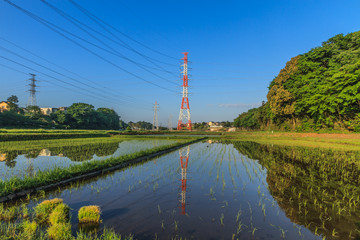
152 101 159 131
177 52 192 130
27 73 37 106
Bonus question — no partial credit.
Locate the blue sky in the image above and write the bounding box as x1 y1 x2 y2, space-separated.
1 0 360 126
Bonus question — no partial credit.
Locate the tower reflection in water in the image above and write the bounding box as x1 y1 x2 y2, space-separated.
179 145 190 215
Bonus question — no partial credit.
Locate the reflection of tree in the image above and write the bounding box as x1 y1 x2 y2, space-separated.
5 160 16 168
231 141 360 239
49 142 120 161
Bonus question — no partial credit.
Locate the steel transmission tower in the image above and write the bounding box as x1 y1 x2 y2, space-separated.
152 101 159 131
27 73 38 106
168 114 173 131
177 52 192 130
179 145 190 215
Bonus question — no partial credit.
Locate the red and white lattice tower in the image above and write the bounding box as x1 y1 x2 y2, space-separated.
177 52 192 130
179 145 190 215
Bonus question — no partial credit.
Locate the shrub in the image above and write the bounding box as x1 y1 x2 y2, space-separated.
49 203 70 225
35 198 63 224
47 222 72 240
78 206 101 224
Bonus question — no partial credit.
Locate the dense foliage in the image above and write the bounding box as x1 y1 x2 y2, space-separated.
128 121 153 130
0 100 121 130
235 31 360 131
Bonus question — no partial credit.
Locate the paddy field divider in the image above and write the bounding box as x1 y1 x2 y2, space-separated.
0 137 206 203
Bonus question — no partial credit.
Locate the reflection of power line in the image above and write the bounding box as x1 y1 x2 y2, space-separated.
179 145 190 215
27 73 37 106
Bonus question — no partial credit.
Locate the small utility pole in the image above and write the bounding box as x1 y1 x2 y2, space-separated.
27 73 38 106
168 114 173 131
152 101 159 131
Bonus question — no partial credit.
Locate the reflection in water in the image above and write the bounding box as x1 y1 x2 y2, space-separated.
179 145 190 215
0 153 7 161
0 139 180 180
231 141 360 240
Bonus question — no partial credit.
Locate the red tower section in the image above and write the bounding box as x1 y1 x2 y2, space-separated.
177 52 192 130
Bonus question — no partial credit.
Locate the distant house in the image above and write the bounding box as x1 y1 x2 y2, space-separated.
40 108 58 115
58 107 68 112
208 121 224 131
0 153 6 161
227 127 236 132
0 101 10 112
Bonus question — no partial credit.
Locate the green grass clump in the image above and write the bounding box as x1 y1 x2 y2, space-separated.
47 222 72 240
0 205 18 221
35 198 63 224
22 220 37 239
49 203 70 225
78 206 101 224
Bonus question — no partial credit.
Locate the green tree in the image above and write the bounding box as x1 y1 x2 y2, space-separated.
6 95 19 112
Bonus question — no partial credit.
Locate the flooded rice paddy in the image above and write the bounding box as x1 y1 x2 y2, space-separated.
2 140 360 239
0 139 180 180
6 140 360 239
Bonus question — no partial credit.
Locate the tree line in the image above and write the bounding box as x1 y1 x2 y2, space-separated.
234 30 360 132
0 96 121 130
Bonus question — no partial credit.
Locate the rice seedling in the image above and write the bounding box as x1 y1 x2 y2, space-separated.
220 213 224 226
21 220 37 239
157 204 162 214
34 198 63 224
47 222 72 240
174 220 178 231
78 205 101 224
49 203 70 225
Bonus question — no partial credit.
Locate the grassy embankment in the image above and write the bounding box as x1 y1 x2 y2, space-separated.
0 137 201 198
0 135 192 152
221 131 360 151
0 129 111 142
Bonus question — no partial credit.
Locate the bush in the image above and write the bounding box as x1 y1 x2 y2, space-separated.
49 203 70 225
78 206 101 224
47 222 72 240
35 198 63 224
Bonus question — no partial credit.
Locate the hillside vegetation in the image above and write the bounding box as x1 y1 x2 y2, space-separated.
235 31 360 131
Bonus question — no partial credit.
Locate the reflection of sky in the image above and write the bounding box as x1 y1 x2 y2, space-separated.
24 142 319 240
0 139 179 180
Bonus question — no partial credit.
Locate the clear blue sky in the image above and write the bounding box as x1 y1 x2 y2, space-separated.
1 0 360 126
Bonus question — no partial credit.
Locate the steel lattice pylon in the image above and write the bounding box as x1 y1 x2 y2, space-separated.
179 145 190 215
177 52 192 130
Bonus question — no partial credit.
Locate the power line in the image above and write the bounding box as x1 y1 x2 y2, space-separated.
69 0 179 62
42 0 178 74
4 0 177 93
0 55 151 110
0 36 152 105
40 0 178 86
0 45 144 105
